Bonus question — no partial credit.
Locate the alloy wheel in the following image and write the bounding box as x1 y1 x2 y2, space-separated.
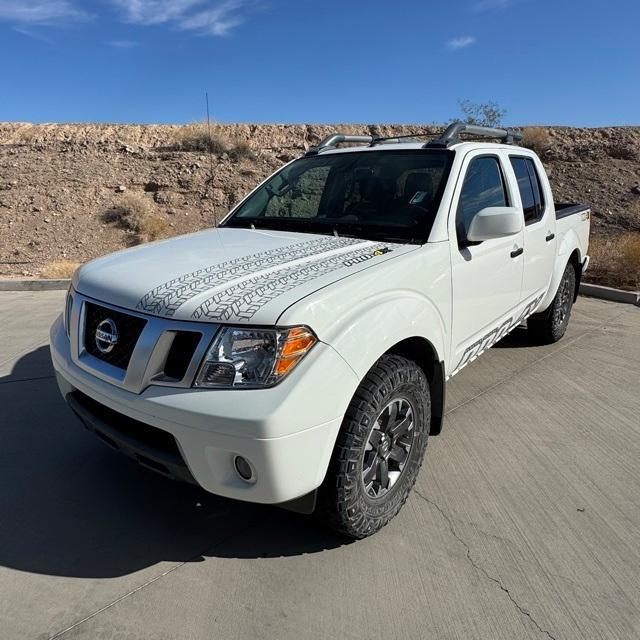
362 397 416 499
553 273 573 327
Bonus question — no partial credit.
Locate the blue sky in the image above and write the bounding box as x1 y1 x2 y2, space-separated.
0 0 638 126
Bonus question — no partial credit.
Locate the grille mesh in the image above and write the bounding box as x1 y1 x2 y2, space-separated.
84 302 147 370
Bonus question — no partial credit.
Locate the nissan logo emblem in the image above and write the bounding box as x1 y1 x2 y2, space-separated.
95 318 119 354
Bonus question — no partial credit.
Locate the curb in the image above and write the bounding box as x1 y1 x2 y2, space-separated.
579 282 640 306
0 279 70 291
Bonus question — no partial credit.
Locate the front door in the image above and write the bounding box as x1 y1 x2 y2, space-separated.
449 152 524 376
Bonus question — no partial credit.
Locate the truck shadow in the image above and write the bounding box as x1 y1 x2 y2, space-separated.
492 326 535 349
0 347 347 579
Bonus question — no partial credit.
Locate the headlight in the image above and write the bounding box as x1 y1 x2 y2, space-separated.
63 287 74 337
194 325 317 389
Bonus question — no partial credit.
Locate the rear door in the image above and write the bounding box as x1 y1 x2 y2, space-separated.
449 151 524 375
508 155 555 303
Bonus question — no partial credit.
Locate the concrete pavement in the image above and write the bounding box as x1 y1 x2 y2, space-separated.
1 291 639 639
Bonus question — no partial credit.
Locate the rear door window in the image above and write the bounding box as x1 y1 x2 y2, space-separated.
510 157 545 224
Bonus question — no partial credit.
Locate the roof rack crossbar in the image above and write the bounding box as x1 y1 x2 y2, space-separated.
305 134 374 156
425 123 522 148
369 133 435 146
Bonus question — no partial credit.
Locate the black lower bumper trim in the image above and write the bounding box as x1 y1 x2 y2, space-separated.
67 391 197 485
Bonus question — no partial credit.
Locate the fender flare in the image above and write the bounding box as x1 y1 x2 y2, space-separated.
322 292 447 435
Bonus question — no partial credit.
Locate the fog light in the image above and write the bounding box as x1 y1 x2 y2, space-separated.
234 456 255 482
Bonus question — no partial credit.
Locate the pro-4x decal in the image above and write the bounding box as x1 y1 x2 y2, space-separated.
450 293 545 377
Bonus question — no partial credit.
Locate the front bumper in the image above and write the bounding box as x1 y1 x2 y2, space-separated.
50 314 359 504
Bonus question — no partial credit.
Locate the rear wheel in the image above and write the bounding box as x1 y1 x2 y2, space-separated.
317 354 430 539
528 261 576 344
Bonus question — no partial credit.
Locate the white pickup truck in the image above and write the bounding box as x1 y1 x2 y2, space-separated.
50 123 590 538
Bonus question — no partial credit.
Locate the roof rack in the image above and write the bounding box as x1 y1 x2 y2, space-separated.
306 133 430 156
305 134 374 156
425 123 523 148
304 123 523 156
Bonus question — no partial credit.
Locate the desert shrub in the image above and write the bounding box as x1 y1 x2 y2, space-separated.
104 192 170 243
173 122 228 153
606 141 638 161
107 192 154 232
170 124 256 161
588 231 640 291
40 260 80 279
138 215 170 242
521 127 552 155
228 140 255 161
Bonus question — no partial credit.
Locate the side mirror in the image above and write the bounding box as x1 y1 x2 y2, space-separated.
466 206 523 242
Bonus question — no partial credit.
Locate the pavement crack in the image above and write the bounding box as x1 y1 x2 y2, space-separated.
413 488 559 640
0 374 55 385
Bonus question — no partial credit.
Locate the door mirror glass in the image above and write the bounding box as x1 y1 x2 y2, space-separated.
466 206 523 242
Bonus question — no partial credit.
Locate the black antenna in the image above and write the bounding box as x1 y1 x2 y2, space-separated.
205 92 217 225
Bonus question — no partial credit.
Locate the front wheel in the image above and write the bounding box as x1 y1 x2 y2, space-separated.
528 261 576 344
317 354 430 539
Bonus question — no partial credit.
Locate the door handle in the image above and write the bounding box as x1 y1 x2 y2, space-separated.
546 233 555 242
510 247 524 258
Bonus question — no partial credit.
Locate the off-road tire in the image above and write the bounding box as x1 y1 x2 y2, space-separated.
317 354 430 539
527 261 577 344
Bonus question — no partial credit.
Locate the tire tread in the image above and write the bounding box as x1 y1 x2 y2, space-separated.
316 354 430 539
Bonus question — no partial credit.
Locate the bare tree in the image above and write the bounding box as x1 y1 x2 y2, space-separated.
457 99 506 128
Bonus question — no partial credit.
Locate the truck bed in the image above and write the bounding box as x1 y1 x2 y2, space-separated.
555 202 590 220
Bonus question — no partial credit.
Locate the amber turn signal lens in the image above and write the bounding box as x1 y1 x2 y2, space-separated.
281 333 316 358
273 327 317 378
273 357 300 376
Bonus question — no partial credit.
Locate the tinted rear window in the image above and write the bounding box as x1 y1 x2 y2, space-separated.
510 157 545 224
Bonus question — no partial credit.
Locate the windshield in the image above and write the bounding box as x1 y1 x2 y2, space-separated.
223 150 454 244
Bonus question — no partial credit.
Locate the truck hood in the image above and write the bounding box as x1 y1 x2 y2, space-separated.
74 227 416 324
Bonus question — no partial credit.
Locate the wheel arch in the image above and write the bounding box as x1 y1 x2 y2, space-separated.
568 248 583 302
385 336 446 436
537 236 583 313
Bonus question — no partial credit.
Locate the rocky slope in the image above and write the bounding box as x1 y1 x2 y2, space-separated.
1 123 639 280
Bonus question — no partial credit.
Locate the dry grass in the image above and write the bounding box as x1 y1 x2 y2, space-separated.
171 122 256 160
137 215 170 242
107 192 155 231
105 191 154 232
521 127 552 156
104 192 169 243
588 231 640 291
40 260 80 279
228 140 256 161
172 122 228 153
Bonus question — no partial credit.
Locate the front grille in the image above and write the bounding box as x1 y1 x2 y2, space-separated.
84 302 147 370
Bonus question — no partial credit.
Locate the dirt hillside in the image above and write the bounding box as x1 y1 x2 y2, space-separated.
1 123 639 285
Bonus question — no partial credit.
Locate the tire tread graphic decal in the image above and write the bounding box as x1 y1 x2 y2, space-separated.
450 292 545 377
136 236 364 317
192 242 397 321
